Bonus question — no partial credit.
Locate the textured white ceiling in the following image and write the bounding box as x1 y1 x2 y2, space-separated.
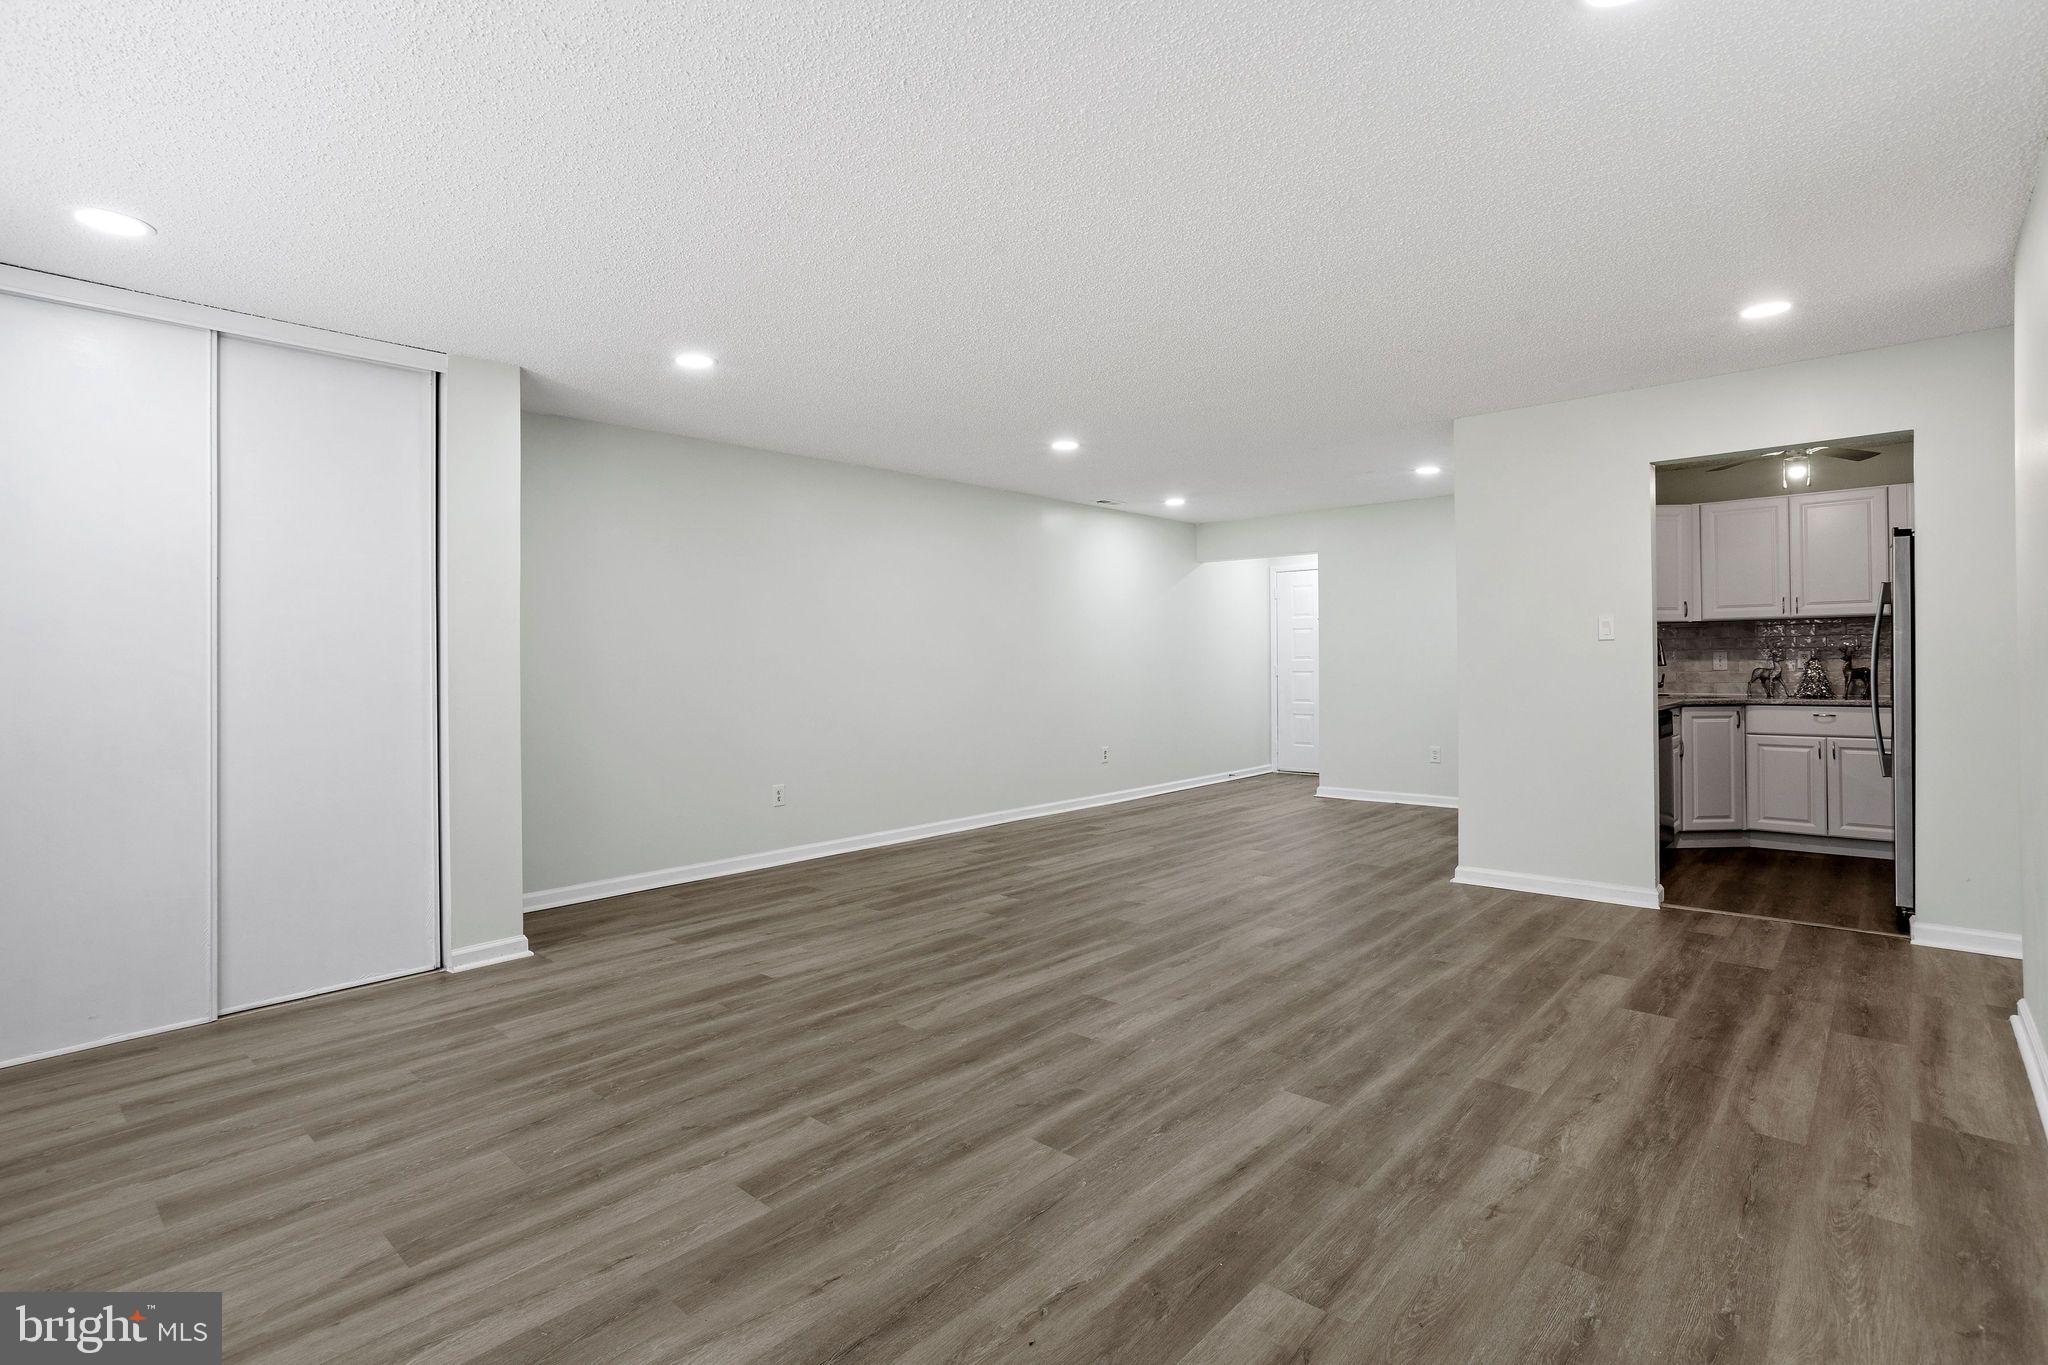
4 2 2046 522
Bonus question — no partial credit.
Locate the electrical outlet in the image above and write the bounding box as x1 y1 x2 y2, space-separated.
771 783 785 807
1713 650 1729 671
1429 746 1442 764
1100 746 1111 764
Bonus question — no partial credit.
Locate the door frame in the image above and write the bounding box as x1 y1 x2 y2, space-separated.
1269 555 1319 773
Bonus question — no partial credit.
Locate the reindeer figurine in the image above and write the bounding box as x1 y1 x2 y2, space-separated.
1842 641 1872 700
1747 662 1784 699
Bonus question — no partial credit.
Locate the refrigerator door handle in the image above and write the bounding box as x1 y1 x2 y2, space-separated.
1872 581 1891 777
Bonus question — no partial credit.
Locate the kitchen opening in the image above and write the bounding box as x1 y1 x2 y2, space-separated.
1653 433 1914 936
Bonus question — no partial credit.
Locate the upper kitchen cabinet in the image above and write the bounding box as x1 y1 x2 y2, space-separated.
1789 487 1889 617
1653 505 1701 622
1699 496 1789 619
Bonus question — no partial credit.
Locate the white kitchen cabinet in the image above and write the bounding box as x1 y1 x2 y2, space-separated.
1746 734 1827 835
1789 487 1889 617
1654 505 1701 622
1826 736 1895 840
1660 731 1681 831
1699 497 1790 619
1680 708 1745 831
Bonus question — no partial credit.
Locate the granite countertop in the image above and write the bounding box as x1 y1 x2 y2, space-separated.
1657 694 1888 711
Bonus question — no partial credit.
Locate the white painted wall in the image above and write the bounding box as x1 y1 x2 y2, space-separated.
440 358 528 964
1195 509 1326 561
2015 151 2048 1004
1318 500 1458 803
522 414 1271 901
1196 497 1459 805
1455 329 2020 931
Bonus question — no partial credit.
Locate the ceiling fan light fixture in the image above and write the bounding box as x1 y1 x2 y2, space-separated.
1782 455 1812 488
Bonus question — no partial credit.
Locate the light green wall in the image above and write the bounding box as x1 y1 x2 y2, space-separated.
1197 496 1458 804
521 413 1271 899
1456 329 2020 931
439 357 526 958
2015 148 2048 1003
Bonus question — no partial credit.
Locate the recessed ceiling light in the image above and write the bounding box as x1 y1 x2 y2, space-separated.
1415 465 1443 477
673 351 716 372
1049 437 1080 455
1581 0 1645 8
72 207 154 237
1739 299 1793 321
1164 496 1186 508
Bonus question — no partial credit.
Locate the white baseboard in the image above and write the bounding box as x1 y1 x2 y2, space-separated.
1316 786 1458 809
2014 1001 2048 1141
1909 920 2024 959
524 766 1279 913
1670 830 1893 860
2 1015 215 1072
446 935 534 973
1452 865 1663 909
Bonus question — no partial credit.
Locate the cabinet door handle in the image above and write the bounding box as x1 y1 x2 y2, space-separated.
1781 596 1786 613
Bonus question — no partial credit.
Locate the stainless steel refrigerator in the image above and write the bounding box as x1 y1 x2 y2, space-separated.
1880 528 1915 932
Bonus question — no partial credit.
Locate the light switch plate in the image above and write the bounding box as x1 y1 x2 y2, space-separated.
1597 614 1616 641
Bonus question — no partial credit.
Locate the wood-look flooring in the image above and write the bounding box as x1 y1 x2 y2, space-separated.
3 774 2043 1363
1662 844 1901 935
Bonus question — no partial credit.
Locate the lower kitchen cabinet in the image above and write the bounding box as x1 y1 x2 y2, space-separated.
1826 736 1895 839
1745 733 1827 836
1679 708 1744 831
1670 704 1893 847
1660 731 1681 830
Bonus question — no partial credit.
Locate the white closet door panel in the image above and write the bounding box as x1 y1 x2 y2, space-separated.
0 293 214 1064
217 338 438 1011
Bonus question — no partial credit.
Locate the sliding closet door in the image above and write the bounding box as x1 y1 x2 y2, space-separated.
216 338 438 1011
0 294 215 1065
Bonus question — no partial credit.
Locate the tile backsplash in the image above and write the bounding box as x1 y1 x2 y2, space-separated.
1658 616 1892 701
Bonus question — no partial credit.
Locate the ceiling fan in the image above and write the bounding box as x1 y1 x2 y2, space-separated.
1697 444 1881 474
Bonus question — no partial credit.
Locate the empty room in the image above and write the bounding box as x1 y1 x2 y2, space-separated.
5 3 2048 1362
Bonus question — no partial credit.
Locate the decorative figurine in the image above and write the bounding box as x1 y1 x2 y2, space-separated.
1792 653 1833 699
1747 663 1784 699
1841 641 1871 700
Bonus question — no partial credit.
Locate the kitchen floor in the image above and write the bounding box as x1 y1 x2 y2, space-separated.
1661 845 1900 935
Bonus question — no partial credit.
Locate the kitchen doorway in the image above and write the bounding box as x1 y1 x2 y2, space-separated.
1652 435 1914 936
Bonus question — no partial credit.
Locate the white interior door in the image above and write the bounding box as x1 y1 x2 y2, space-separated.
0 294 216 1065
1273 565 1320 773
216 338 439 1012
